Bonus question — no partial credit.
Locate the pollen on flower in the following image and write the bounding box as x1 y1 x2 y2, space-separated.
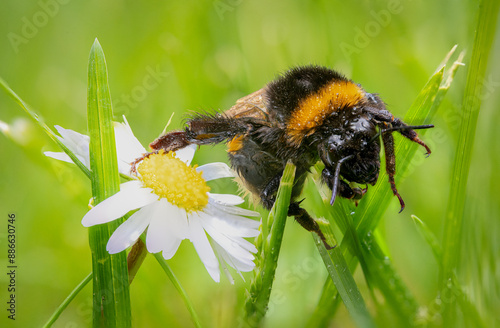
137 150 210 212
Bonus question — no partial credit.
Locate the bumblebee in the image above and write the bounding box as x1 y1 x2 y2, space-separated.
143 65 433 249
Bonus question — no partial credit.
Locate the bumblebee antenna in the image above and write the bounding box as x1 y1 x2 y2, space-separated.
330 154 354 205
369 124 434 145
382 124 434 133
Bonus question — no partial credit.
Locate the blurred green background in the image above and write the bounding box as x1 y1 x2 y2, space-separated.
1 0 498 327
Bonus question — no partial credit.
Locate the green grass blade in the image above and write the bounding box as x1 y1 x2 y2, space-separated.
355 45 464 238
350 48 464 268
87 38 131 328
412 215 442 262
42 273 92 328
128 235 202 327
314 235 375 328
441 0 499 324
354 67 444 237
303 175 377 326
354 47 463 235
152 252 203 328
125 232 202 327
0 78 91 178
362 233 419 326
413 215 486 328
441 0 500 293
244 162 296 327
307 278 342 327
310 176 418 327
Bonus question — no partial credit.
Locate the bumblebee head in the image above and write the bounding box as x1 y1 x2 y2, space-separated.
319 112 381 185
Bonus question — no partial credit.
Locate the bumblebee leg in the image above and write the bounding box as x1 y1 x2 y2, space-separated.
149 131 192 152
258 173 333 249
259 174 282 209
391 118 432 156
136 114 257 173
381 131 405 213
130 130 192 174
322 169 367 201
150 114 256 153
338 180 367 200
365 107 433 156
186 114 252 145
288 202 334 250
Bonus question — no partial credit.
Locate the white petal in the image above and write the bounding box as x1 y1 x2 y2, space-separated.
114 119 147 164
54 126 90 166
208 199 260 217
146 199 187 257
196 162 234 181
44 151 90 169
212 243 235 284
145 199 172 253
204 203 261 230
188 213 220 282
118 179 143 192
203 206 260 238
161 236 183 260
117 160 133 177
55 125 90 150
44 151 72 164
204 226 257 263
160 202 189 259
213 241 255 272
208 193 244 206
198 212 257 262
45 125 91 168
81 181 158 227
174 144 197 164
106 206 152 254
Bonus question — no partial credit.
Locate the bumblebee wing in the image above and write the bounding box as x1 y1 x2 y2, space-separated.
224 88 268 120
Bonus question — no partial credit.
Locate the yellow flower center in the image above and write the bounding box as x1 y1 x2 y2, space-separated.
137 150 210 213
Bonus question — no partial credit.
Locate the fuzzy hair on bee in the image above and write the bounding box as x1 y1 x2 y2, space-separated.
141 65 434 249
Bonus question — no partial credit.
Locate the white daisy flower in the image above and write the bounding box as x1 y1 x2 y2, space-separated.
45 117 149 176
45 118 261 282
